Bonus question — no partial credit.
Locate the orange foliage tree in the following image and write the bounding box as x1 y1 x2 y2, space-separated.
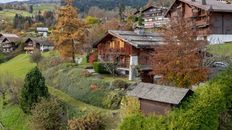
50 0 86 62
152 21 208 88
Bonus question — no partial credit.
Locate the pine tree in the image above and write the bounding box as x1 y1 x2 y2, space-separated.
20 67 49 113
51 0 86 63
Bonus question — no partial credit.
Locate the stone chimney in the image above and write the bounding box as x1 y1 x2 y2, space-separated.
202 0 207 5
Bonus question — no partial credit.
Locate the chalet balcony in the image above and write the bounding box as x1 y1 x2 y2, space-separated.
195 20 209 28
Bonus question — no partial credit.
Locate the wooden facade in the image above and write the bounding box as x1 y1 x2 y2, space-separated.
165 0 232 36
134 6 169 28
96 33 154 69
94 30 164 80
140 98 172 115
1 37 19 53
24 38 54 53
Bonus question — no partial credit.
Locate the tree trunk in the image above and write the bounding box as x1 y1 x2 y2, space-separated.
72 39 75 63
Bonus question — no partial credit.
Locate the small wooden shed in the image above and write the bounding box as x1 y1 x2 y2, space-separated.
127 83 193 115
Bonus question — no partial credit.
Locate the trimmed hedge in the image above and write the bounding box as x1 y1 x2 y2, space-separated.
120 66 232 130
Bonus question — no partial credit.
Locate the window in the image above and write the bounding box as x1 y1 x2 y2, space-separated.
119 40 125 48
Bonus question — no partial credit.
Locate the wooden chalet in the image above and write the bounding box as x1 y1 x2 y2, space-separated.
127 83 193 115
93 30 165 81
165 0 232 44
24 38 54 53
0 34 20 53
134 5 169 28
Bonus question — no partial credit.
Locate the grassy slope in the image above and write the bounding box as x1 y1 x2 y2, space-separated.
0 53 120 130
208 43 232 57
0 4 57 23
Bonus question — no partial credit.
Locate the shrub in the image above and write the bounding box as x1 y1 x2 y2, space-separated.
103 90 124 109
30 49 43 65
20 67 49 113
120 66 232 130
0 72 23 105
68 112 104 130
30 98 67 130
93 62 109 74
111 79 128 89
120 96 140 118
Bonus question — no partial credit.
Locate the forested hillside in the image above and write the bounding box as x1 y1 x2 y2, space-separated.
73 0 148 11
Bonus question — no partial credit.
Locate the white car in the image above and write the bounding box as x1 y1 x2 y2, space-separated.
212 62 229 68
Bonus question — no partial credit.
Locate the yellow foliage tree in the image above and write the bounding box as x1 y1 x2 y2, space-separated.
51 0 86 62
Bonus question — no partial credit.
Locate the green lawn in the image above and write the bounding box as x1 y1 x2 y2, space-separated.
208 43 232 57
0 9 32 22
0 53 121 130
0 4 57 23
33 3 58 13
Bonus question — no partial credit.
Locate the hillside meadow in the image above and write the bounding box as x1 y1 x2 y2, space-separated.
0 53 122 130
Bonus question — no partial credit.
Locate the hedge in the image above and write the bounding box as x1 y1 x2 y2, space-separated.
93 62 116 74
120 66 232 130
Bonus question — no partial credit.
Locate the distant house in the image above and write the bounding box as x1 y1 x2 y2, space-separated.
127 83 193 115
134 5 169 29
36 27 49 37
24 38 54 53
93 29 165 81
165 0 232 44
0 34 20 53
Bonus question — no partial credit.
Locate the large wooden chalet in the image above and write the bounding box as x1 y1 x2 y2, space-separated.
0 33 20 53
128 83 193 115
93 30 165 81
134 5 169 29
24 38 54 53
165 0 232 44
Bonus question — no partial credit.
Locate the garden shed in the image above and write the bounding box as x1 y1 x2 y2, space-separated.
127 83 193 115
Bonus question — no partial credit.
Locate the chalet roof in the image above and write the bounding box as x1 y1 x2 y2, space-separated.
0 33 19 38
25 38 53 46
134 5 157 15
127 83 192 105
165 0 232 16
2 37 20 43
93 30 165 48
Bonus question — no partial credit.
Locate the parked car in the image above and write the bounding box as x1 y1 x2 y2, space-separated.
211 62 229 68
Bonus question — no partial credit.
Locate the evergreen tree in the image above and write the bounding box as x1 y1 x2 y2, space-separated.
29 5 33 13
20 67 49 113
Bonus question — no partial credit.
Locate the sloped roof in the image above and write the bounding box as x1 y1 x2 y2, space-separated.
127 83 192 105
134 5 158 15
2 37 20 43
93 30 165 48
25 38 53 46
166 0 232 16
0 33 19 38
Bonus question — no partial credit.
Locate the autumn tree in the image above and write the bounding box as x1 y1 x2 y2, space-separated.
51 0 86 63
152 20 208 88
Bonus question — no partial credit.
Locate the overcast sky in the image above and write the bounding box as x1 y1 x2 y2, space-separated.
0 0 28 3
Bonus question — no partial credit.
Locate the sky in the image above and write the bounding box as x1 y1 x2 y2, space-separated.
0 0 28 3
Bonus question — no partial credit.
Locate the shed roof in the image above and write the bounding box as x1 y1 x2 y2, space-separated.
127 83 192 105
166 0 232 16
93 30 165 48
